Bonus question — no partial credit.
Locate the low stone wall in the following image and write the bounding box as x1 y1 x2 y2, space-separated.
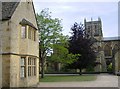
0 54 2 88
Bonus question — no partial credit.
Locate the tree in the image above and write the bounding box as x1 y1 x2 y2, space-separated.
66 22 96 75
37 8 63 78
47 29 80 72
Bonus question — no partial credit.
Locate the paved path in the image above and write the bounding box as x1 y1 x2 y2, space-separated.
37 74 118 87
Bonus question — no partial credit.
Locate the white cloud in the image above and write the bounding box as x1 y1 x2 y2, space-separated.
33 1 118 37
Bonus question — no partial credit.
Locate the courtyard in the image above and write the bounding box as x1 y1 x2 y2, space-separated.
37 74 118 87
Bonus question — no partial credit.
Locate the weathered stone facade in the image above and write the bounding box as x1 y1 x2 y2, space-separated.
84 18 120 73
102 38 120 74
1 0 39 87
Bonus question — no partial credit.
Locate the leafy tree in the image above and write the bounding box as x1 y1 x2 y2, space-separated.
37 8 78 78
37 8 63 78
47 30 80 72
66 22 96 75
49 36 79 63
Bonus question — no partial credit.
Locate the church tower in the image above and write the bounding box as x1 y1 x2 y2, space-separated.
84 18 107 72
84 17 103 41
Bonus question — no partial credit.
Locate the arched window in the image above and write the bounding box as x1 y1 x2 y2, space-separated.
104 45 112 56
98 46 102 51
113 44 119 54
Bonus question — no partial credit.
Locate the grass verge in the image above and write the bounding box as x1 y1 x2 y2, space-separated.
40 75 97 82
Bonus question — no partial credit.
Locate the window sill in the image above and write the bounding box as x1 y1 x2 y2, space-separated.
20 77 26 79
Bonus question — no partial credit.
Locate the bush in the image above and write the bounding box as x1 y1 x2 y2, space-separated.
86 66 95 72
107 63 113 72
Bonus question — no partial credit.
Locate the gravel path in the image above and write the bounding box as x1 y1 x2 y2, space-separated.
37 74 118 87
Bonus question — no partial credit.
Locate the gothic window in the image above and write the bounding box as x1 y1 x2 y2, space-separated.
113 44 119 54
94 25 97 29
98 46 102 51
94 30 99 36
94 24 100 36
104 45 112 56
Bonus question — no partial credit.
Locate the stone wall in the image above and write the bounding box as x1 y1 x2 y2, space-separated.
0 54 2 88
114 50 120 73
0 21 2 88
2 55 10 87
1 20 10 87
103 40 120 73
118 50 120 71
10 55 20 87
1 21 10 53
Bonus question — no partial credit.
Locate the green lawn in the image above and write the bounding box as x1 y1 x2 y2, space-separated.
40 75 97 82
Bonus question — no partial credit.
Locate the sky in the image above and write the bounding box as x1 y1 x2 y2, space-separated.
33 0 119 37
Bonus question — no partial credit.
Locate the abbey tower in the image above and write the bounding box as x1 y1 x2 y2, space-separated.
84 18 107 72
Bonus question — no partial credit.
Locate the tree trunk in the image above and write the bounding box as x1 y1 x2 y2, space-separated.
41 58 44 78
79 68 82 75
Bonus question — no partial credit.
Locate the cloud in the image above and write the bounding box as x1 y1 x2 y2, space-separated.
33 1 118 37
34 2 117 16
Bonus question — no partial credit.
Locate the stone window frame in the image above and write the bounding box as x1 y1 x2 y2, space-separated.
20 25 36 41
20 57 26 78
20 19 37 41
28 26 36 41
28 57 36 77
21 25 27 39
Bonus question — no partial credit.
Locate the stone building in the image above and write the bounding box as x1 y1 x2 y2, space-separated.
102 37 120 74
84 18 120 73
0 0 39 87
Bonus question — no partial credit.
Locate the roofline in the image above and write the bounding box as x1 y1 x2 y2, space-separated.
86 20 101 23
2 0 39 30
2 1 20 20
19 18 38 30
8 2 20 19
102 39 120 42
31 1 38 30
102 37 120 42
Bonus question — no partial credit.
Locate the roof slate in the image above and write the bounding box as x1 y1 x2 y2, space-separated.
2 2 20 20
